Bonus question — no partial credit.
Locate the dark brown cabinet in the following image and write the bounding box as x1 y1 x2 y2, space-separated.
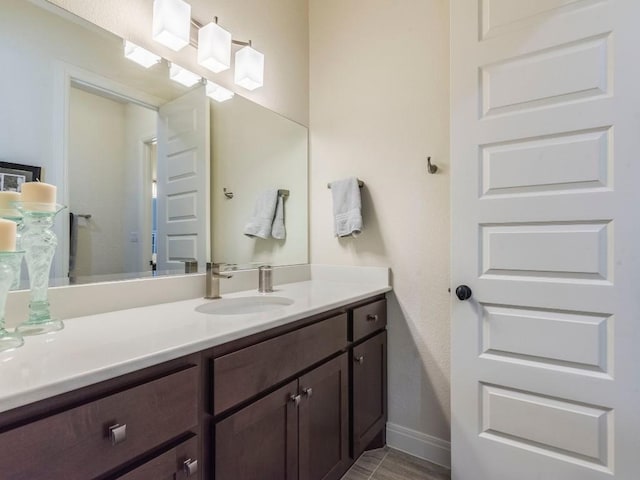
0 363 200 480
352 330 387 459
215 381 299 480
0 294 387 480
299 354 349 480
117 436 199 480
214 353 350 480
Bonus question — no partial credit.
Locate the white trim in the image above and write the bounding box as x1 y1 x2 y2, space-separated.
386 422 451 469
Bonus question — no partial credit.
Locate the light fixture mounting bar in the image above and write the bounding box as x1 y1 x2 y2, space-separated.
189 17 251 49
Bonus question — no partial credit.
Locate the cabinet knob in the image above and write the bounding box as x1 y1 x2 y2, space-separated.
354 355 364 364
108 423 127 446
302 387 313 398
289 394 301 406
183 458 198 476
366 314 379 322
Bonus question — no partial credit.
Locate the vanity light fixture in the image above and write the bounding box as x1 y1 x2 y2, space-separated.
198 19 232 73
205 81 234 102
123 41 161 68
234 43 264 91
152 0 191 51
169 63 201 87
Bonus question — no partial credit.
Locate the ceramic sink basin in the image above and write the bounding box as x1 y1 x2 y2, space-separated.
195 296 294 315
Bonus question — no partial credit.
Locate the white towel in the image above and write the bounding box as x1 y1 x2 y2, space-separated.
330 177 362 237
271 194 286 240
244 189 278 239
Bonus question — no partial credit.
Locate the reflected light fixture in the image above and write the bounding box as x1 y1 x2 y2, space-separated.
234 43 264 91
198 20 232 73
124 41 161 68
205 81 234 102
169 64 201 87
152 0 191 51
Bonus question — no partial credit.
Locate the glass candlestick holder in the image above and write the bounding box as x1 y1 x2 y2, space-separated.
0 209 24 290
0 251 25 352
13 202 66 336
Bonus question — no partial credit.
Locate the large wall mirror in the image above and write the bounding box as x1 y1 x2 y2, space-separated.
0 0 308 287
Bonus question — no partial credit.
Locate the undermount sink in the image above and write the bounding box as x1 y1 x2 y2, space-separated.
195 296 294 315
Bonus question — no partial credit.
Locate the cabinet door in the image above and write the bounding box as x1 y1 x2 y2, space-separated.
352 331 387 458
215 381 298 480
299 353 349 480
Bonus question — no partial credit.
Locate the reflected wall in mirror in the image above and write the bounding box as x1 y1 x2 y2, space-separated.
0 0 308 287
211 95 308 267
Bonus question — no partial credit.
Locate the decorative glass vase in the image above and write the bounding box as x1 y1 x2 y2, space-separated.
13 203 66 336
0 251 25 352
0 210 24 290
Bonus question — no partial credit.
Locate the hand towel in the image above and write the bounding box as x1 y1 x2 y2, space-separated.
244 189 278 239
271 194 286 240
330 177 362 237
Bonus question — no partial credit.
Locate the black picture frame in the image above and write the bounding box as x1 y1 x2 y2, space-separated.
0 161 42 192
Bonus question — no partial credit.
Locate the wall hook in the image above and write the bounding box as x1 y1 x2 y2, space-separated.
427 157 438 174
223 188 234 199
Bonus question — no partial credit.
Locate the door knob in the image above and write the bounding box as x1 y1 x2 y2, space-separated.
455 285 472 301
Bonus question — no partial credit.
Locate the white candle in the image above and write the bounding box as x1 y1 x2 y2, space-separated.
20 182 57 211
0 218 17 251
0 191 21 215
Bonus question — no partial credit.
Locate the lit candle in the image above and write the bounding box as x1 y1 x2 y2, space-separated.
20 182 57 211
0 218 17 251
0 191 21 216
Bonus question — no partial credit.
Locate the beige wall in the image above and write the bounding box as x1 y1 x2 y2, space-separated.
45 0 310 125
309 0 452 458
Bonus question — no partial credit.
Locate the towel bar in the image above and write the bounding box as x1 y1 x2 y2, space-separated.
327 179 364 189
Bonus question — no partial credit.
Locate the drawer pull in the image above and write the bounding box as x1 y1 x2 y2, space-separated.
366 314 379 322
109 423 127 446
302 387 313 398
355 355 364 364
290 394 301 406
183 458 199 476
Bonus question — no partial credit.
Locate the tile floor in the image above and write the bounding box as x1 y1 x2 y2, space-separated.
341 447 451 480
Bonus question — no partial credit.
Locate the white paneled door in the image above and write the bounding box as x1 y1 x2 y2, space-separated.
156 86 210 273
451 1 640 479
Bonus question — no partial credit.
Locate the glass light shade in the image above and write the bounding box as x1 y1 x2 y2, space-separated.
169 64 201 87
234 46 264 91
152 0 191 51
206 81 234 102
124 41 161 68
198 23 231 73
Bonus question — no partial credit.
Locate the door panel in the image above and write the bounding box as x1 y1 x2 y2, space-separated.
451 0 640 478
156 85 209 273
215 381 298 480
299 353 349 480
352 331 387 459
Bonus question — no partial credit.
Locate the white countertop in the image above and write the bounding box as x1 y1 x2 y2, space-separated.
0 278 390 413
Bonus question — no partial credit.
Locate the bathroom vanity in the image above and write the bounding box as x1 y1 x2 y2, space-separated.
0 279 389 480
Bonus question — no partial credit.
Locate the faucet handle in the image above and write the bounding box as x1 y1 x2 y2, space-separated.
207 262 233 278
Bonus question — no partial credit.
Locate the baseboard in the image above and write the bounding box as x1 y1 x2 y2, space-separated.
386 422 451 469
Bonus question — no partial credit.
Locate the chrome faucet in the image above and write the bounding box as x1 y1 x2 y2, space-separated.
205 262 233 299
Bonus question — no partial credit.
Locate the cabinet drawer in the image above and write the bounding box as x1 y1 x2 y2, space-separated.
117 436 199 480
213 313 347 415
352 299 386 342
0 366 199 480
